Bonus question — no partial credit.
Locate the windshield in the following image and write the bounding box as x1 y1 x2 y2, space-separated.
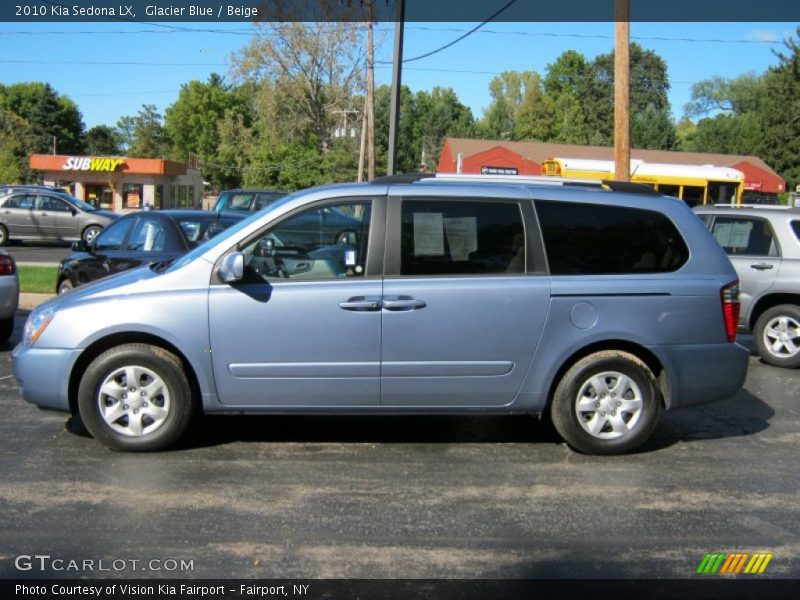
165 200 292 273
53 192 97 212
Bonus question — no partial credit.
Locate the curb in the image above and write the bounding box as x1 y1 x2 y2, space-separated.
19 293 55 311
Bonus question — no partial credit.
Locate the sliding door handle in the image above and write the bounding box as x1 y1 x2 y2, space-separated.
382 298 426 311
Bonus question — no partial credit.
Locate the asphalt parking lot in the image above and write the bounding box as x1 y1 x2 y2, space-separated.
0 310 798 580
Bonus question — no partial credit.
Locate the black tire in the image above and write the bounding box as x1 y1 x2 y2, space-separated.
82 225 102 245
77 343 195 451
550 350 661 455
0 316 13 343
0 224 8 247
753 304 800 368
57 278 74 295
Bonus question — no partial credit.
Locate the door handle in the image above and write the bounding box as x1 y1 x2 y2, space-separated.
339 296 382 311
750 263 774 271
382 298 426 311
40 212 48 216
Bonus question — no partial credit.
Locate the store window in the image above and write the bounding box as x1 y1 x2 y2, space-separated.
188 186 195 208
124 184 144 210
170 186 176 209
154 185 163 209
178 186 188 207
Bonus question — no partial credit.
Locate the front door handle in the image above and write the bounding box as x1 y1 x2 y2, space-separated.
382 297 426 311
750 263 775 271
339 296 382 311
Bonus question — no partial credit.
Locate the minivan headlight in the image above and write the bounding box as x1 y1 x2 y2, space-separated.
23 307 55 347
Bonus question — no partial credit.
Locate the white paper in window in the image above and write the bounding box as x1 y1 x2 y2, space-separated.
729 221 753 248
713 222 733 247
444 217 478 261
413 212 444 256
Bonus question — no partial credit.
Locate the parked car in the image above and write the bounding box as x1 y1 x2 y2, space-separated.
13 175 748 454
56 210 238 294
213 188 287 218
695 205 800 368
0 189 116 246
0 250 18 342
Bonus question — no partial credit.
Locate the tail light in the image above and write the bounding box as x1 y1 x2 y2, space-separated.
0 255 15 276
721 280 740 343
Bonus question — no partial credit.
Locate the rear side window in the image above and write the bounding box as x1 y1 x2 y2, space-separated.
401 200 525 276
535 200 689 275
709 216 779 257
791 221 800 243
2 194 36 209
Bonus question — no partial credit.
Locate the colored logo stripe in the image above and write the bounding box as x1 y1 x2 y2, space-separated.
697 552 773 574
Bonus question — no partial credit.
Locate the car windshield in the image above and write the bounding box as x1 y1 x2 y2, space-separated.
165 204 286 274
177 217 235 248
53 192 97 212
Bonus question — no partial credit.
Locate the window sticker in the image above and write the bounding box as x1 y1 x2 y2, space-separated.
713 222 733 247
729 221 753 248
413 212 444 256
444 217 478 261
345 249 357 266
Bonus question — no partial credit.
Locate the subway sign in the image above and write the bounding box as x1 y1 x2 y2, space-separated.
63 157 125 172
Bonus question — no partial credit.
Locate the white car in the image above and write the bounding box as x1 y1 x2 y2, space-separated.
0 250 19 342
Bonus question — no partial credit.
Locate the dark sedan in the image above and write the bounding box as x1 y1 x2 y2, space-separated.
56 210 236 294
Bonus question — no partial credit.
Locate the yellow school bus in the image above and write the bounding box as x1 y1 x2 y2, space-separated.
541 158 745 206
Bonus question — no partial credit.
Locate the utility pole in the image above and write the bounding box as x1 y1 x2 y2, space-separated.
614 0 631 182
366 14 376 180
357 105 367 182
387 0 405 176
52 135 56 155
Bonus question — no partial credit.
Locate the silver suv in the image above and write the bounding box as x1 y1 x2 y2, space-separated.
695 205 800 368
13 175 749 454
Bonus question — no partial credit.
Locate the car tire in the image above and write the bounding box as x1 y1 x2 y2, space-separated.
77 343 195 451
754 304 800 368
57 279 74 295
0 316 14 342
550 350 661 455
82 225 102 245
0 224 8 247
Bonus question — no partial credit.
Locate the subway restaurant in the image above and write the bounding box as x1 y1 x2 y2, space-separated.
29 154 204 213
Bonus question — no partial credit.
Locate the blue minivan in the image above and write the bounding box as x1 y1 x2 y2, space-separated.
13 175 749 454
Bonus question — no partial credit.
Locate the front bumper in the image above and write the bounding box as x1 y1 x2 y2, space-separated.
12 343 82 412
655 341 750 409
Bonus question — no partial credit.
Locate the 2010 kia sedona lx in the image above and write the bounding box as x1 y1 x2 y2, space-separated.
13 175 749 454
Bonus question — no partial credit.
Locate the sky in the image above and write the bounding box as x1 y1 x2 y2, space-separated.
0 20 797 130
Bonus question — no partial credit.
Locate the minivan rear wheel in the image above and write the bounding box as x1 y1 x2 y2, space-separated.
754 304 800 368
551 351 660 455
77 343 194 451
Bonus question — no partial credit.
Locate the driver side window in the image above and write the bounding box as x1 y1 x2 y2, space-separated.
240 201 372 282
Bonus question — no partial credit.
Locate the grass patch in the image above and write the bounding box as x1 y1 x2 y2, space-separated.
17 265 57 294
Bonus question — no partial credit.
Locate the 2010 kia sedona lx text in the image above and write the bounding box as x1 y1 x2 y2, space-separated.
12 175 749 454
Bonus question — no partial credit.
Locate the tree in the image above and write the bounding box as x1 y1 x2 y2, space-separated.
757 27 800 189
124 105 169 158
84 125 122 155
164 74 252 188
115 116 136 154
684 73 764 119
632 104 677 150
0 82 84 155
477 71 542 139
232 22 364 153
583 43 673 146
0 108 35 183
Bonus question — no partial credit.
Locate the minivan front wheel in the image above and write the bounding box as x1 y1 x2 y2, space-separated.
754 304 800 368
77 344 194 451
551 351 660 455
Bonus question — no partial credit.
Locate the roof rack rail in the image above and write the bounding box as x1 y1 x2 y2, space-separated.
370 173 435 184
601 180 661 196
428 173 604 187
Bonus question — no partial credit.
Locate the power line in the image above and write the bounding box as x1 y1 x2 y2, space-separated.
376 0 519 64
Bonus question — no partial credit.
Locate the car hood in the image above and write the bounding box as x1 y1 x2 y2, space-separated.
39 264 160 313
91 210 119 221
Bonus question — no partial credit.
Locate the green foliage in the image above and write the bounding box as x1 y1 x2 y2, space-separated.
123 104 169 158
0 82 85 155
0 108 36 183
632 104 677 150
164 74 251 188
84 125 122 155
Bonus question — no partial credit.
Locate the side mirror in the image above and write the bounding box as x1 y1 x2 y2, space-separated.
70 208 78 216
71 240 90 253
218 252 244 283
